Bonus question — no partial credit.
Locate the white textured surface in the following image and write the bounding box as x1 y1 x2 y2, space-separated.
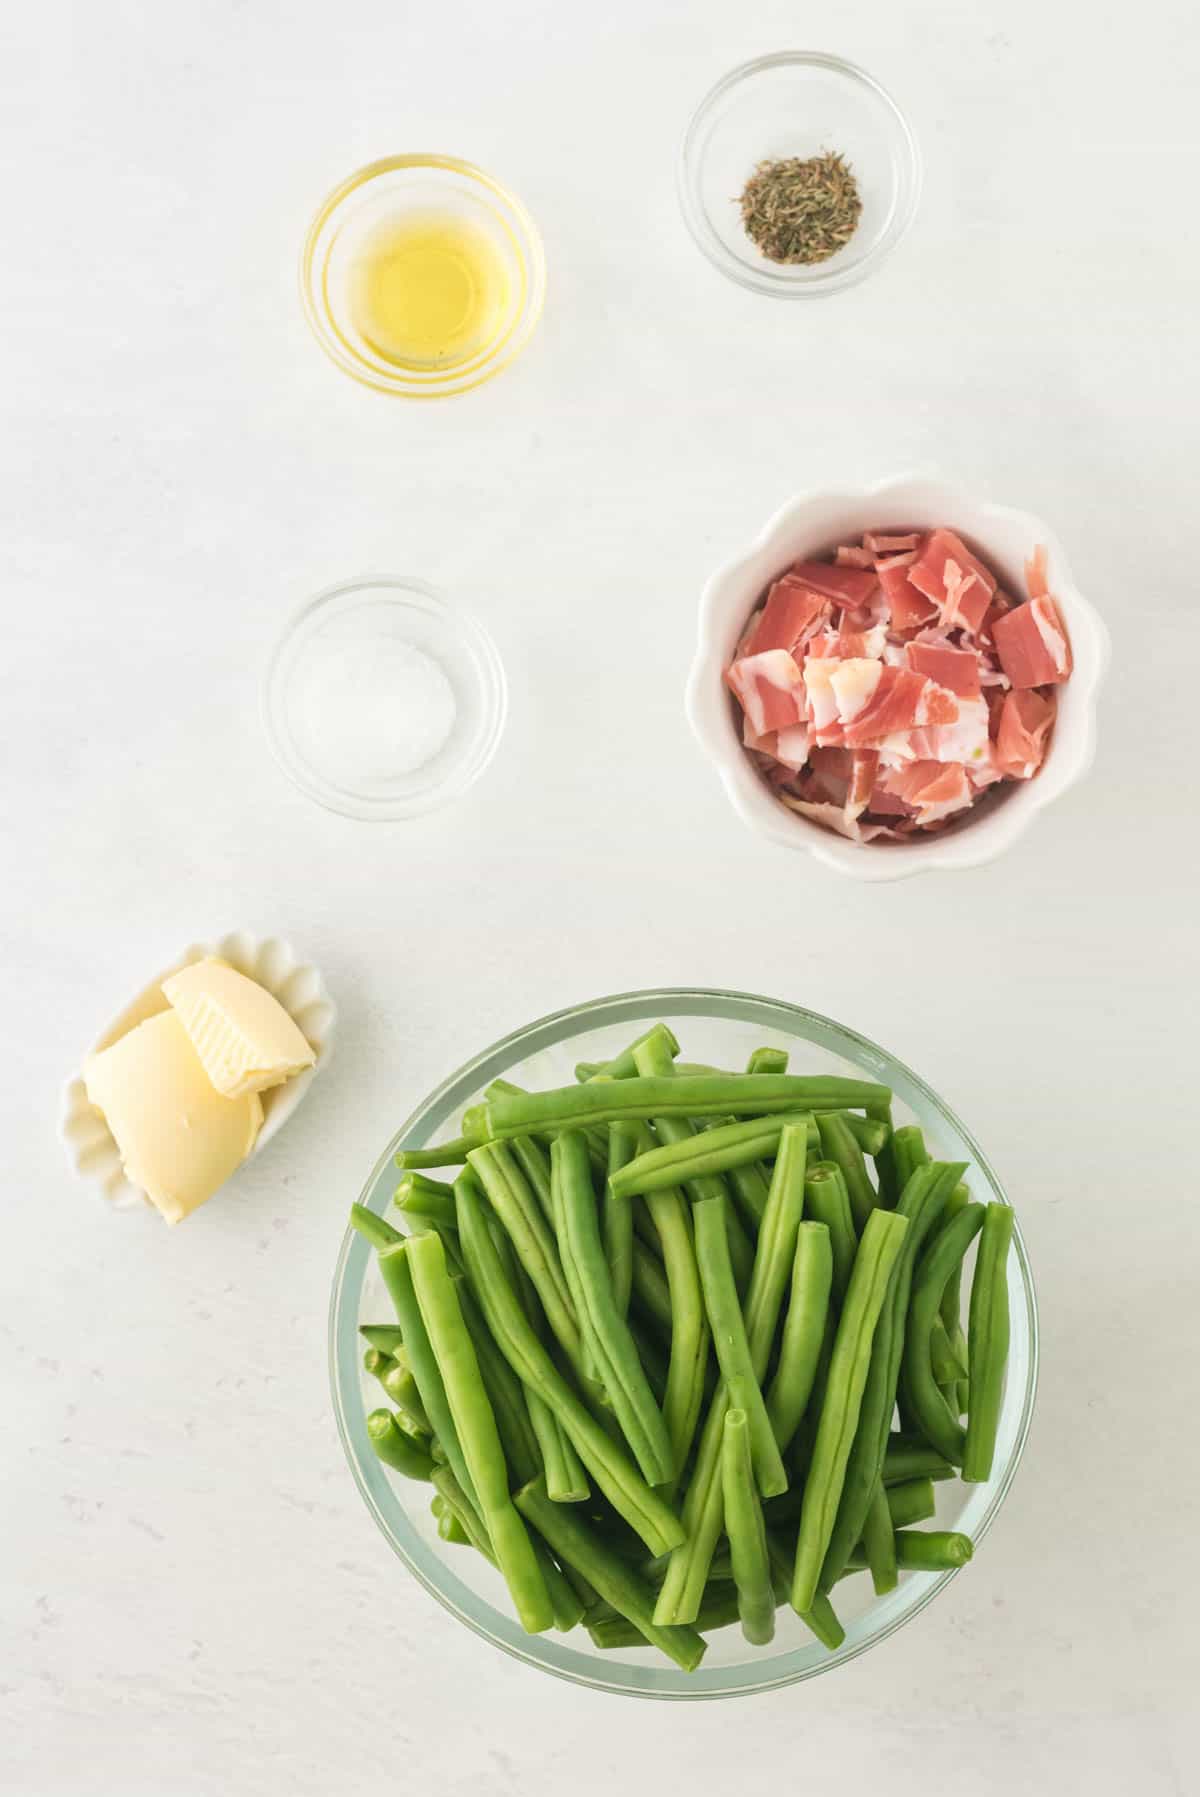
2 2 1197 1793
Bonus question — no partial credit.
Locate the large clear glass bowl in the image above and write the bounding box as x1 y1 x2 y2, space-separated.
329 988 1036 1699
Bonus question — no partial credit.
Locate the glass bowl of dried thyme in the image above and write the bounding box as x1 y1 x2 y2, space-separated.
679 51 921 298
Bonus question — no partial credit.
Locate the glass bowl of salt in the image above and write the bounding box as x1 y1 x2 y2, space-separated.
262 576 507 819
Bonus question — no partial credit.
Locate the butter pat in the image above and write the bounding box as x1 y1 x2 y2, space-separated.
84 1011 263 1225
161 958 316 1099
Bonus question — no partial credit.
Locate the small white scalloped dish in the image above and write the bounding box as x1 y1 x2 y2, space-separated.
686 475 1110 881
59 931 336 1212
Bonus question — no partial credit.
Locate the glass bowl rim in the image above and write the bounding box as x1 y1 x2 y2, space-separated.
677 50 923 299
329 985 1038 1698
299 151 547 397
260 572 508 821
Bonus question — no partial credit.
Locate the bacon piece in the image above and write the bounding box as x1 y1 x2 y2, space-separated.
835 545 876 568
993 688 1055 778
1025 544 1049 599
808 623 888 661
725 650 805 735
743 578 829 658
778 794 893 843
979 589 1014 648
907 529 997 634
787 560 879 606
877 559 938 632
773 724 811 771
827 661 959 748
992 595 1072 688
905 641 982 700
875 759 974 827
847 750 878 821
801 656 844 746
864 532 921 554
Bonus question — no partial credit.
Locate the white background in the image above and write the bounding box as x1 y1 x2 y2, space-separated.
3 1 1197 1792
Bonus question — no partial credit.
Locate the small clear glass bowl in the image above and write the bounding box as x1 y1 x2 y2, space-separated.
300 153 546 397
262 576 507 820
679 52 921 298
329 988 1037 1699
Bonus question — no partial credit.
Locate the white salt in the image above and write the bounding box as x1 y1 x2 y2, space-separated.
293 638 458 787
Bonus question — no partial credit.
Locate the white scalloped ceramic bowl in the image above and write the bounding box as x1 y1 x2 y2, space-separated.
59 931 337 1212
686 475 1110 882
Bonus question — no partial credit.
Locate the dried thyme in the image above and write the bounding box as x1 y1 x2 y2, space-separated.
738 151 863 266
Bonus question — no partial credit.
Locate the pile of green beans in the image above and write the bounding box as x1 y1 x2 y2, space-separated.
352 1023 1015 1670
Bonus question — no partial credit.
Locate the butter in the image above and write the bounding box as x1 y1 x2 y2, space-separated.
84 1010 263 1225
161 958 316 1099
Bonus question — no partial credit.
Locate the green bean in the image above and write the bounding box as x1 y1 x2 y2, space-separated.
435 1498 470 1545
844 1528 973 1573
456 1285 546 1490
366 1409 435 1481
764 1531 844 1650
882 1435 956 1485
860 1481 898 1594
728 1158 771 1231
395 1136 472 1171
604 1121 637 1319
508 1135 555 1226
816 1111 879 1235
654 1139 806 1625
843 1113 890 1157
889 1125 929 1192
722 1409 775 1644
373 1237 480 1520
694 1195 788 1498
363 1345 393 1383
747 1046 789 1075
554 1130 673 1486
962 1203 1015 1483
803 1163 858 1306
939 1182 971 1401
467 1141 583 1376
516 1479 705 1672
634 1138 708 1487
393 1172 457 1228
791 1208 909 1615
380 1359 433 1438
430 1464 494 1560
817 1162 965 1593
885 1476 937 1529
407 1231 553 1634
574 1023 681 1086
588 1582 744 1647
608 1110 817 1200
765 1218 831 1453
359 1322 406 1356
485 1074 894 1138
349 1203 403 1253
630 1035 756 1297
930 1316 968 1386
527 1386 590 1502
628 1315 670 1405
630 1240 673 1334
901 1203 985 1465
454 1173 684 1556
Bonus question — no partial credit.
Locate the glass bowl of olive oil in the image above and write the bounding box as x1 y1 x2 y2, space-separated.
301 154 545 398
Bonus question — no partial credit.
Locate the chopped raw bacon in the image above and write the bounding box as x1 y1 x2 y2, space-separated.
877 560 938 632
725 649 805 736
875 759 975 827
992 595 1073 688
1025 544 1049 599
993 687 1055 778
864 531 921 554
905 641 982 699
742 577 829 658
723 525 1071 844
907 529 996 634
830 662 959 747
786 560 879 607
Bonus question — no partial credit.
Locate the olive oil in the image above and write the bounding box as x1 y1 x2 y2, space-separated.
351 213 510 370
